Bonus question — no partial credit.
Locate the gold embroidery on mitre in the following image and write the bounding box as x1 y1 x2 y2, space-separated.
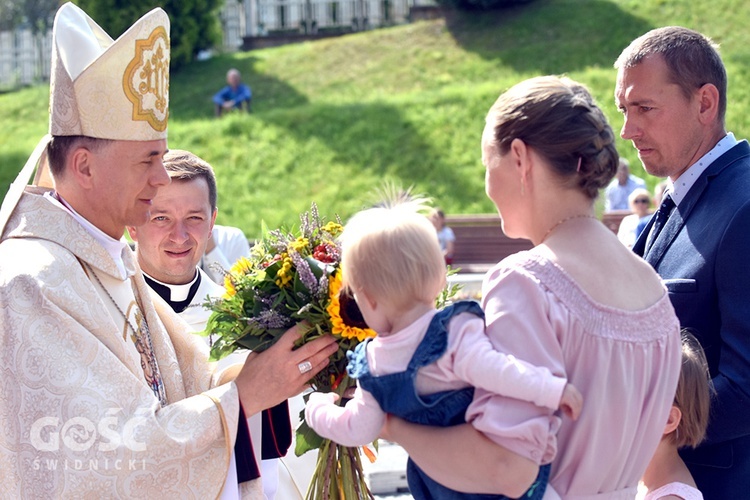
123 26 170 132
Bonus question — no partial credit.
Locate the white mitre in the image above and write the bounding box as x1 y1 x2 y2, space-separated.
50 2 170 139
0 2 170 235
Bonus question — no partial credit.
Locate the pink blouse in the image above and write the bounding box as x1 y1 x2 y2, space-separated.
644 482 703 500
467 252 681 499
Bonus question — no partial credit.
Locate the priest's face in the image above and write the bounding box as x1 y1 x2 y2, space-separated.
80 139 170 239
128 177 217 284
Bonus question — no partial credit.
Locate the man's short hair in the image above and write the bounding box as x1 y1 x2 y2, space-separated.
163 150 218 211
614 26 727 124
46 136 113 179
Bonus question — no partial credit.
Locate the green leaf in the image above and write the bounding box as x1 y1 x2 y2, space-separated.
304 255 334 279
295 419 325 456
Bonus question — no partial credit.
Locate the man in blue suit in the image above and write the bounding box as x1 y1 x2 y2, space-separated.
616 26 750 499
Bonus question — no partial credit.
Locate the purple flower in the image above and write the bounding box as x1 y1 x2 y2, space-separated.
290 251 318 294
324 243 341 263
248 309 292 329
310 203 321 230
300 212 312 239
267 229 290 253
317 275 329 301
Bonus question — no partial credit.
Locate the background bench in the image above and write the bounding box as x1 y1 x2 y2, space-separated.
445 214 533 274
601 210 631 233
446 212 635 274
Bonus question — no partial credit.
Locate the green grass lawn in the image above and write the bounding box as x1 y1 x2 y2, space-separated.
2 0 750 238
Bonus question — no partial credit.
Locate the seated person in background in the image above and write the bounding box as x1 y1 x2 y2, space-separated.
617 188 653 248
429 208 455 265
129 150 314 500
202 223 253 284
605 157 647 211
641 331 712 500
214 68 252 116
305 199 583 500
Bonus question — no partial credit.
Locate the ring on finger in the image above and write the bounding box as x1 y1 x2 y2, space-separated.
297 360 313 374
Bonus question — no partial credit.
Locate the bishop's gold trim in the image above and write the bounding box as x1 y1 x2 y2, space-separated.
205 392 233 500
123 26 170 132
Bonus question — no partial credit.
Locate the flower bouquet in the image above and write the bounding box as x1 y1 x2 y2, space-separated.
204 203 377 500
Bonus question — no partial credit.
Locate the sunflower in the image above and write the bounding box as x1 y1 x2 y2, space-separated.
326 271 376 342
230 256 253 274
222 276 236 298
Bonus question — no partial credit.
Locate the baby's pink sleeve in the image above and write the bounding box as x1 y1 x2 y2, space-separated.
451 314 567 410
304 385 386 447
465 265 565 465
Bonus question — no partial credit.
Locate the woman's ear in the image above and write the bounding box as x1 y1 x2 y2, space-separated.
509 138 527 168
510 138 532 188
664 405 682 436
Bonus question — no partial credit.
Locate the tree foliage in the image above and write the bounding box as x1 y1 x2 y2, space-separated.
0 0 60 33
73 0 224 69
22 0 60 35
0 0 20 30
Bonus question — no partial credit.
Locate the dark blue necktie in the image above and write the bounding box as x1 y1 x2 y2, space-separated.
645 194 676 254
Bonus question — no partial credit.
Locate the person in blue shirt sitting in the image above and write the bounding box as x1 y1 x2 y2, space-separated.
213 68 252 116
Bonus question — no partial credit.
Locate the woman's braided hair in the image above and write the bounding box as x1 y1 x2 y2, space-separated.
486 76 618 199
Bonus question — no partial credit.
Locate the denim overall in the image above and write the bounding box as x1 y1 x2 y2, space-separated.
347 300 550 500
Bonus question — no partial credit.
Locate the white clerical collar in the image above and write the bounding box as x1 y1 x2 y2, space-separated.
668 132 738 206
44 191 129 276
142 269 199 302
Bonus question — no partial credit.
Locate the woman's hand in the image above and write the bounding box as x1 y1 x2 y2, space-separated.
234 323 338 415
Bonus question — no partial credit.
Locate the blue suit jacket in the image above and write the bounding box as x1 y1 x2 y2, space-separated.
634 141 750 499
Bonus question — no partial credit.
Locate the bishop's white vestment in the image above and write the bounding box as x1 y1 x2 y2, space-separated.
0 188 262 498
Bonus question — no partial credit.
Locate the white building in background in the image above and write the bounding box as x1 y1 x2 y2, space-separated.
221 0 437 49
0 0 437 88
0 28 52 89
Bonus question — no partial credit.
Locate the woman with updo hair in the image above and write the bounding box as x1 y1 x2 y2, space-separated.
383 76 682 499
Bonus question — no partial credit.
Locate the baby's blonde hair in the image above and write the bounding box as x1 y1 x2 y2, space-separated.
341 200 446 311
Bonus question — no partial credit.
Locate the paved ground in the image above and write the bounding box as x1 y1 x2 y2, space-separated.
364 441 411 499
447 273 484 301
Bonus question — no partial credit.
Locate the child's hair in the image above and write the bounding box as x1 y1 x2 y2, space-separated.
340 199 446 311
672 330 713 448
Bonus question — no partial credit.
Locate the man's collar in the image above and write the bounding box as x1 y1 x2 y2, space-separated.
669 132 737 205
142 269 201 313
45 191 131 277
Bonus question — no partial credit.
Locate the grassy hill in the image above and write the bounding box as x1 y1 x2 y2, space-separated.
2 0 749 238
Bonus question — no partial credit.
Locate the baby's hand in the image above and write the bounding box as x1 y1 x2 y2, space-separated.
559 383 583 420
304 392 340 434
307 391 339 407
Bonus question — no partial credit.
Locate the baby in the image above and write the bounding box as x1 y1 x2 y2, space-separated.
306 200 582 499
